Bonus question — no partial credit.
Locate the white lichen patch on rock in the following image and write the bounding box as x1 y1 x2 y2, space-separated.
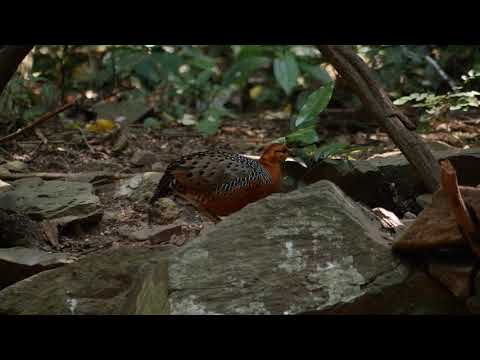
170 295 221 315
66 298 78 315
278 241 307 273
234 301 270 315
305 256 366 307
169 248 209 287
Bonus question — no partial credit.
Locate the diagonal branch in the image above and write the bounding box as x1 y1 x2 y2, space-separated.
317 45 441 192
0 102 75 144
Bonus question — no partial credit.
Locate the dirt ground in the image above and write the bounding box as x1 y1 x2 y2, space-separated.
1 105 479 258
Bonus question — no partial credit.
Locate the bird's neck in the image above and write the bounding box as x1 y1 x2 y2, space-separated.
259 160 283 186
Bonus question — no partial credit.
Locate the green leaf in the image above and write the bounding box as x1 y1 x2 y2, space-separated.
236 45 272 60
195 106 236 136
223 57 271 86
133 57 165 85
151 52 184 75
23 105 46 122
393 96 413 106
196 69 214 86
295 82 334 128
273 53 299 95
286 125 320 146
143 117 162 129
314 143 349 160
299 62 332 83
196 112 221 136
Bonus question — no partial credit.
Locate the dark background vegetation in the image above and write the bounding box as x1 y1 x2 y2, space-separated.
1 45 479 163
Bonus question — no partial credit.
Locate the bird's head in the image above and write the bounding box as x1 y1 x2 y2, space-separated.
259 143 289 164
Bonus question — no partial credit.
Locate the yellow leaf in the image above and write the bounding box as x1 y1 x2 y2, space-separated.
283 103 293 115
85 123 98 133
249 85 263 100
95 118 116 131
85 118 117 133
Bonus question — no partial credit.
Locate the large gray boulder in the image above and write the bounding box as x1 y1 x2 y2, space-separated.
168 180 466 314
0 181 467 315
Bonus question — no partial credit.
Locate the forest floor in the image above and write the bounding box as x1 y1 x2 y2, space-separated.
1 100 480 258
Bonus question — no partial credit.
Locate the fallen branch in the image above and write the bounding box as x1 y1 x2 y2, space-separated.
0 102 75 144
440 159 480 256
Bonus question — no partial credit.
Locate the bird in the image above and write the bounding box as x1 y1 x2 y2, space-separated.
149 143 289 223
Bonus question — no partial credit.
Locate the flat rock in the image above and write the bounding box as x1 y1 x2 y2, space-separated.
428 260 473 299
119 223 185 243
130 150 158 167
0 209 46 248
114 172 163 201
0 247 74 290
69 171 118 185
0 179 11 193
372 207 404 232
52 210 104 233
303 148 480 215
167 180 466 314
4 161 27 172
0 167 12 178
151 162 166 172
467 270 480 313
149 197 182 225
0 247 169 315
0 178 101 221
393 186 480 253
92 98 152 124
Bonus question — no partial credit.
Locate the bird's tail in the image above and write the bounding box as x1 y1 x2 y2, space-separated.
149 173 175 205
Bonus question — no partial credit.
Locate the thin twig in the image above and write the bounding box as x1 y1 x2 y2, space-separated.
34 128 48 145
0 102 75 144
400 45 458 90
77 126 96 154
425 55 458 90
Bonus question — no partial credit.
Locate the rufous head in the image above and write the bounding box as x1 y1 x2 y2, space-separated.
260 143 289 164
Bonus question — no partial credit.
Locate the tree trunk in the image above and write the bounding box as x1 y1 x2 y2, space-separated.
317 45 441 193
0 46 34 97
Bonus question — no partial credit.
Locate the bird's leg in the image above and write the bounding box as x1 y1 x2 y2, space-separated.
174 192 221 224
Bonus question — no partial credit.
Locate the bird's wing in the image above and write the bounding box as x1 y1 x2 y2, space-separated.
170 151 261 193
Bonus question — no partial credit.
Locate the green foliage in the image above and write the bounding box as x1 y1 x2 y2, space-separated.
4 44 480 144
223 56 271 86
294 82 334 128
273 52 299 95
196 106 237 136
394 70 480 120
286 126 320 146
279 81 342 163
